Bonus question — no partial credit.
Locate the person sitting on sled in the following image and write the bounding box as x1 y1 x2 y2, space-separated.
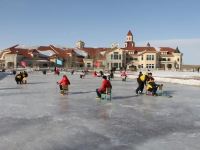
96 75 112 99
57 75 70 94
146 72 154 82
146 78 160 96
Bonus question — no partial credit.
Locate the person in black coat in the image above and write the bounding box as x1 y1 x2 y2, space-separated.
15 72 23 84
99 71 104 77
136 72 149 95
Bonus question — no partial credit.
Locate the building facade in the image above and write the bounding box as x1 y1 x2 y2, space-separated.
0 30 183 71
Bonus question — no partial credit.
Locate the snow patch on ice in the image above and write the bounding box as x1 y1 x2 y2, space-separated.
115 71 200 86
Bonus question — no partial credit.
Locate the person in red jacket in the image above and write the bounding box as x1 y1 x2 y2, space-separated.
93 71 97 77
54 67 60 75
96 76 112 98
121 70 127 81
57 75 70 93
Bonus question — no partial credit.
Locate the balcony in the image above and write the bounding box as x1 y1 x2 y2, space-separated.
159 58 172 63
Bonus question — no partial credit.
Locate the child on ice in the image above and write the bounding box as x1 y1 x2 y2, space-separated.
57 75 70 95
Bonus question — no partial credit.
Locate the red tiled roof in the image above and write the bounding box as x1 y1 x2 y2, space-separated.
2 45 70 60
49 45 69 58
37 45 70 58
64 48 76 55
160 47 175 52
122 47 157 52
78 47 110 59
37 46 53 51
0 45 36 59
127 30 133 36
103 48 117 55
8 47 33 58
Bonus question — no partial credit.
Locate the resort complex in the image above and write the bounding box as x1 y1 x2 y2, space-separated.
0 31 183 71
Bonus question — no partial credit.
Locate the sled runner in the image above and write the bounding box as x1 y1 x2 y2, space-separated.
60 85 68 95
101 88 112 101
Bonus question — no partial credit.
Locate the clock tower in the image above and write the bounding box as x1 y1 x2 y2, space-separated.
124 30 135 48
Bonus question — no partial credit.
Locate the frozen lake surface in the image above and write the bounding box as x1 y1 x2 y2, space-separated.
0 72 200 150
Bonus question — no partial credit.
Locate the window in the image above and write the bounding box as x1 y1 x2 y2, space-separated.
146 55 154 60
168 58 170 61
141 64 143 68
147 55 151 60
160 58 166 61
114 63 118 68
152 64 154 68
146 64 155 69
152 55 154 60
87 63 91 67
111 54 113 60
177 58 179 62
133 58 138 61
167 64 172 69
114 52 118 60
141 55 143 60
119 54 121 60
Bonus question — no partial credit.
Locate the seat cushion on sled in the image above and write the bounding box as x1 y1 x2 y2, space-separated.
62 85 68 90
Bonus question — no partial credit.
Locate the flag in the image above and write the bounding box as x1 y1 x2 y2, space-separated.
56 59 63 65
20 61 27 67
94 61 101 67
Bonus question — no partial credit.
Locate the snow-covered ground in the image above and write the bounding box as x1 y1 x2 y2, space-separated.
0 72 200 150
114 71 200 86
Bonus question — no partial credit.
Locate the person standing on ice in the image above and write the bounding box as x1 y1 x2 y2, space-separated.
57 75 70 94
80 70 86 78
96 75 112 99
136 72 148 95
71 69 75 75
93 71 97 77
15 72 23 84
99 70 104 77
121 70 127 81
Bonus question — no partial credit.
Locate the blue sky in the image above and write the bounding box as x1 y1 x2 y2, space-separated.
0 0 200 64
